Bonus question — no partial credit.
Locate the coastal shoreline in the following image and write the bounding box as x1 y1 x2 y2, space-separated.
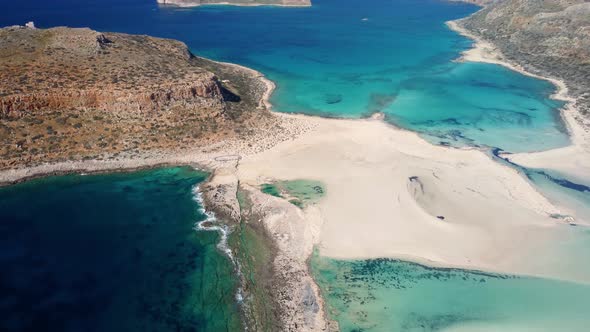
0 158 194 187
447 20 576 123
447 18 590 188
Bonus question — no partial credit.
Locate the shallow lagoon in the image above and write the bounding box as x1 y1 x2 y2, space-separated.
519 167 590 223
312 255 590 332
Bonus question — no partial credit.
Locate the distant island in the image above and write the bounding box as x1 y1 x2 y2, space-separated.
157 0 311 7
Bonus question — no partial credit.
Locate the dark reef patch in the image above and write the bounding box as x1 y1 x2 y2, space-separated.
325 93 343 105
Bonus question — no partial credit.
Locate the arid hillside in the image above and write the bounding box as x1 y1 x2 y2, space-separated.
0 25 275 169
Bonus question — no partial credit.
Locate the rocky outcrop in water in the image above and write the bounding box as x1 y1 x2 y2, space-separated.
460 0 590 116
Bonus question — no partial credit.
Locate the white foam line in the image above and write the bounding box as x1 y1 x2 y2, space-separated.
191 184 245 304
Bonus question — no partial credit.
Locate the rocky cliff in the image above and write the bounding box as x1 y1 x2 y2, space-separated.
157 0 311 7
0 26 275 169
460 0 590 116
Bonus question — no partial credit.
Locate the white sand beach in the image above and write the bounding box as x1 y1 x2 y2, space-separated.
238 114 590 284
6 107 589 285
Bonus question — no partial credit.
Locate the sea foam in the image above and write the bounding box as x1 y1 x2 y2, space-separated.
192 184 245 304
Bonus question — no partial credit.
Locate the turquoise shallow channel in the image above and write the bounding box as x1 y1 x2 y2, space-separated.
0 168 241 331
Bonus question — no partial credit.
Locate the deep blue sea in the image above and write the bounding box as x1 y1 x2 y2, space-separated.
0 168 241 331
1 0 589 330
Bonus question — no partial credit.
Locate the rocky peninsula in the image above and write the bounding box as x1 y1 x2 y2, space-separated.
0 25 285 171
157 0 311 7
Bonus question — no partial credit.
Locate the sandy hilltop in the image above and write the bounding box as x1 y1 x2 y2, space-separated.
157 0 311 7
2 1 590 330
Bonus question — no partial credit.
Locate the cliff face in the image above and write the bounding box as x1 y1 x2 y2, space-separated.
0 26 274 169
157 0 311 7
460 0 590 115
0 27 224 117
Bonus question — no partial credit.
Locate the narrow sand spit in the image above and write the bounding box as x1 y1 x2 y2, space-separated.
447 20 590 186
238 114 590 284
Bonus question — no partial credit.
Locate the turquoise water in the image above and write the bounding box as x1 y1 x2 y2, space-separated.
312 255 590 332
1 0 588 330
0 0 569 152
0 167 241 331
388 63 567 151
